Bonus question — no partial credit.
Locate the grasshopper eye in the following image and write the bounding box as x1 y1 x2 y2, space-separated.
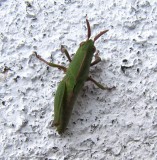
93 46 96 52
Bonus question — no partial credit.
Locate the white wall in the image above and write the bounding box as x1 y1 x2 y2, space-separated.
1 0 157 159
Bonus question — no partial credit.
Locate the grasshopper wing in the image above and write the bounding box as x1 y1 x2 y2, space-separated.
53 80 66 129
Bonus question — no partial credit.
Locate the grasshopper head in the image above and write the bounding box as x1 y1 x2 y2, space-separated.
78 18 108 55
80 39 96 53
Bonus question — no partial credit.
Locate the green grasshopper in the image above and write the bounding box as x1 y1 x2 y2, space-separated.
34 18 114 134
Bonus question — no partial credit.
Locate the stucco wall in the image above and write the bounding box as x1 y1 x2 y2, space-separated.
1 0 157 159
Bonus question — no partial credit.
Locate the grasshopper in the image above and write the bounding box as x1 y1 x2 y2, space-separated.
34 18 114 134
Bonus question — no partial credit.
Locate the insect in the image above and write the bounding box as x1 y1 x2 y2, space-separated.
34 18 114 134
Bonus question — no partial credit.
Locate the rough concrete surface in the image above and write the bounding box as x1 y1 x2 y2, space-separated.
0 0 157 159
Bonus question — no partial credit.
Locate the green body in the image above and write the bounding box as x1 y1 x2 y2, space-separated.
54 40 96 134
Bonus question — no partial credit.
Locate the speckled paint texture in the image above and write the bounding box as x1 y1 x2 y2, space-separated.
0 0 157 159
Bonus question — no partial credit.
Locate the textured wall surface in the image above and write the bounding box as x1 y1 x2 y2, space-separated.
1 0 157 159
